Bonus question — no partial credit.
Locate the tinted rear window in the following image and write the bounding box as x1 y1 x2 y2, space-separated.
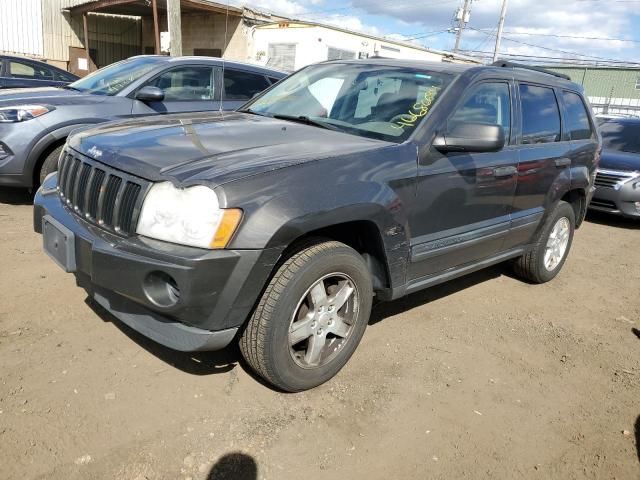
520 84 561 144
224 69 270 100
600 121 640 154
562 91 592 140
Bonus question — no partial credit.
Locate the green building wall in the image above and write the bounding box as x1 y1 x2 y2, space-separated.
545 66 640 99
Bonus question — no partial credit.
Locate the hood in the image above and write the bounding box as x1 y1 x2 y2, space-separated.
599 149 640 172
0 87 106 108
68 112 391 187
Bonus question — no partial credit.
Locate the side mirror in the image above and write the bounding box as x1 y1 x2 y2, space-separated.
135 86 165 103
433 123 505 153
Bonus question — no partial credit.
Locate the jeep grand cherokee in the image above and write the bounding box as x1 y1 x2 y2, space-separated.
34 60 599 392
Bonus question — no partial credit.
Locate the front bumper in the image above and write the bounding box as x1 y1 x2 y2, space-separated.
33 174 282 351
589 178 640 218
0 119 47 187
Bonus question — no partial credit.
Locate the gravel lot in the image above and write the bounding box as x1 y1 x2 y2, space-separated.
1 187 638 480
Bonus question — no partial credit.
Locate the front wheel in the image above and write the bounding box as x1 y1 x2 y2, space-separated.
239 241 373 392
513 200 576 283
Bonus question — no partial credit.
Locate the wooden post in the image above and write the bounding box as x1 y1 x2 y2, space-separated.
151 0 160 54
167 0 182 56
83 12 90 68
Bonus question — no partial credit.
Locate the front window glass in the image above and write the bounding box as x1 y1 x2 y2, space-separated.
68 57 164 95
449 82 511 140
245 63 453 143
600 121 640 153
148 66 217 101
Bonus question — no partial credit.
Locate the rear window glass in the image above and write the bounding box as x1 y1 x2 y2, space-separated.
562 91 592 140
600 121 640 154
224 70 270 100
520 84 561 144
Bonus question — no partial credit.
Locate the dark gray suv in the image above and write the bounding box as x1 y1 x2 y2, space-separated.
0 55 284 189
34 60 599 392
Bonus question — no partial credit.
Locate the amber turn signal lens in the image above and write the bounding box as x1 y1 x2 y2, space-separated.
210 209 243 248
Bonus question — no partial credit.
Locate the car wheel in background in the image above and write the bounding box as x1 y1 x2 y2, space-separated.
38 144 64 186
239 240 373 392
513 200 576 284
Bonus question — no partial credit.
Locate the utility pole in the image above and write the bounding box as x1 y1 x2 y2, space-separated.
492 0 509 62
167 0 182 56
453 0 472 53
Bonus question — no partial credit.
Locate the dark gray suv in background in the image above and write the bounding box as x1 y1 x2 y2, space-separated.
0 55 284 189
34 60 599 392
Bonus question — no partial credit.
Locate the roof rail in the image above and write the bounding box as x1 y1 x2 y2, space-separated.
491 60 571 81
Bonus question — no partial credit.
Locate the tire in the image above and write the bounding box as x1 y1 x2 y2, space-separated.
38 144 64 186
513 201 576 284
239 240 373 392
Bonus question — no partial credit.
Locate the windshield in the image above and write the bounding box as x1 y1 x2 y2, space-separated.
68 57 164 96
600 120 640 154
244 63 453 143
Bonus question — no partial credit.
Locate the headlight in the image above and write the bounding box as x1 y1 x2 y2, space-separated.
136 182 242 249
0 105 53 123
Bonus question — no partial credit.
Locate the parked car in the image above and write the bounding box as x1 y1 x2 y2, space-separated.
34 59 599 392
590 117 640 218
0 55 285 188
0 55 79 89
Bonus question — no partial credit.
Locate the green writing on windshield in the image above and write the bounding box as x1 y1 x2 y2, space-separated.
391 86 440 130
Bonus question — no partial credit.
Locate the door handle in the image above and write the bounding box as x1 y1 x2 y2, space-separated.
493 166 517 178
555 158 571 168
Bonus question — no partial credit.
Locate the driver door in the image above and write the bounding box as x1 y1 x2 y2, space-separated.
408 81 518 281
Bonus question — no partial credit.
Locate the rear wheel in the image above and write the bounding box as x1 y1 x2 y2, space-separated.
38 144 64 185
239 241 373 392
513 200 575 283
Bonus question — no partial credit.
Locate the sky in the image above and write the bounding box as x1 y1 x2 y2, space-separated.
234 0 640 64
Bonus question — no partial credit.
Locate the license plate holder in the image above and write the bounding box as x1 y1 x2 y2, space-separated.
42 215 76 273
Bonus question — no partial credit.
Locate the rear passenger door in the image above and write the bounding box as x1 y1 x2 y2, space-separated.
410 81 519 280
221 68 272 110
504 83 572 249
132 65 222 114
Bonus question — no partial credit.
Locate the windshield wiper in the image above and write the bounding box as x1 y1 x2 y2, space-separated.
271 114 341 131
237 108 269 117
60 85 81 91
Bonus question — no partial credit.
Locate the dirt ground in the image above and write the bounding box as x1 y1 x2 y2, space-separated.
0 187 638 480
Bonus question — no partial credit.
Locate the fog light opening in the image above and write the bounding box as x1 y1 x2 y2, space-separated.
143 271 180 308
634 201 640 213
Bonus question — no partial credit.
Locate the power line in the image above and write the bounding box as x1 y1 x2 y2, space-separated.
468 26 639 64
460 49 640 66
476 29 640 44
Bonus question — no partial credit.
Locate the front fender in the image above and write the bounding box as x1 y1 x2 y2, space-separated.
220 144 418 291
25 122 102 179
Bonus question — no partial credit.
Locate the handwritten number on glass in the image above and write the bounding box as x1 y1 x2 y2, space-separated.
391 86 439 129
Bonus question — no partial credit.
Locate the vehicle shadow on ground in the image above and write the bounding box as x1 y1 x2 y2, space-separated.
207 452 257 480
85 297 238 376
0 188 32 205
585 210 639 229
369 265 503 325
86 265 506 386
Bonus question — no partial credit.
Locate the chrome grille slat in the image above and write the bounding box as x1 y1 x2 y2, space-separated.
66 159 81 206
594 169 637 189
55 149 147 236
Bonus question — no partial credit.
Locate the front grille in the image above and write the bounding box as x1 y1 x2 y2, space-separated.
57 149 148 236
594 169 635 189
590 198 618 211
